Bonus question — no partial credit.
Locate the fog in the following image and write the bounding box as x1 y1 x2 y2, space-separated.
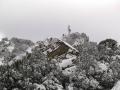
0 0 120 43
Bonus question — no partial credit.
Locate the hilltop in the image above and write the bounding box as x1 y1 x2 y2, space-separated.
0 31 120 90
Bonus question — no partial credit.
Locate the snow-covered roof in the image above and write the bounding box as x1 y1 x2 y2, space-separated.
59 39 79 52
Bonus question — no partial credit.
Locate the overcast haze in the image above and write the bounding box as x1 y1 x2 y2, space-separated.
0 0 120 43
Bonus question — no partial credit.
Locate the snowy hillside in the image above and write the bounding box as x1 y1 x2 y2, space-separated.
0 32 120 90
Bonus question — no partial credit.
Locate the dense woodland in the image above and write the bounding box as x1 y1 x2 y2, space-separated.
0 31 120 90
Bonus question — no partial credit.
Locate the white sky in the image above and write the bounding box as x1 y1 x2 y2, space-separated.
0 0 120 43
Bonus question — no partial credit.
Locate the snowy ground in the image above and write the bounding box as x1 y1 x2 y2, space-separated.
58 56 77 76
62 66 77 76
59 57 76 69
0 57 4 65
111 81 120 90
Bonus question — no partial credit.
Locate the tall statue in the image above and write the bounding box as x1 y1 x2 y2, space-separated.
68 25 71 35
